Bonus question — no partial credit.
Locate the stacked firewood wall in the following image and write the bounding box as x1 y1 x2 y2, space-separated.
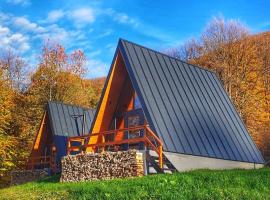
60 150 144 182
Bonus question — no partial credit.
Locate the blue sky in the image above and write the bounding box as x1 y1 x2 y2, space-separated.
0 0 269 78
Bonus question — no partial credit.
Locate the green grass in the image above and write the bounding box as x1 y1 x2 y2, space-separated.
0 168 270 200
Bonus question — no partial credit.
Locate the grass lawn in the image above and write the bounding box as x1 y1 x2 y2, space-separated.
0 168 269 200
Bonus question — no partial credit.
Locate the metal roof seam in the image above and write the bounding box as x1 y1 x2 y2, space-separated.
167 58 212 155
205 72 255 162
172 59 217 156
157 55 198 154
185 63 233 159
208 73 262 162
211 73 263 162
197 69 245 161
155 52 207 154
62 104 71 137
170 55 218 154
189 65 248 161
120 41 170 150
138 47 184 152
129 42 177 150
68 105 77 136
141 47 186 153
179 59 226 158
169 56 235 160
47 101 95 137
189 67 249 161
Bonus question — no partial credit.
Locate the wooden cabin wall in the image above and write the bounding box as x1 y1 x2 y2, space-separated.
113 76 135 141
89 52 132 146
29 113 54 159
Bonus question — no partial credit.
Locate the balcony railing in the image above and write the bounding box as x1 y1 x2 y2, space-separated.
67 125 163 168
26 147 57 172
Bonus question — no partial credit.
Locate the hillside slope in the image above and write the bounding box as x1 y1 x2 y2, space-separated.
0 168 269 200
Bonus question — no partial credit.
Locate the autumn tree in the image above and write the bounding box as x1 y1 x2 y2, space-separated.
0 50 24 183
25 42 96 145
83 77 106 107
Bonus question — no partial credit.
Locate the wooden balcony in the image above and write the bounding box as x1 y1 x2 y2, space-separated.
67 125 164 169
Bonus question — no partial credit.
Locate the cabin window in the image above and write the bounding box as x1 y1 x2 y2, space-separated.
134 93 142 109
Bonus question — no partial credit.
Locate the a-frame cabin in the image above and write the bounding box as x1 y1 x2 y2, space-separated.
28 101 95 171
68 39 265 173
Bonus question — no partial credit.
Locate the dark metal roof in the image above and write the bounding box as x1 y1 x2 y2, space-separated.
118 39 264 164
47 101 95 161
47 101 95 137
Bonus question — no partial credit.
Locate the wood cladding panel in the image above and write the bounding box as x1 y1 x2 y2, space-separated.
88 52 129 147
30 112 54 159
114 77 135 141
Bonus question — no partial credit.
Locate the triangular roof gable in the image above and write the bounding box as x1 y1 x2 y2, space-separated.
90 39 264 164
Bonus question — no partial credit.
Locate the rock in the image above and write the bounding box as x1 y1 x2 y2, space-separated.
10 169 49 186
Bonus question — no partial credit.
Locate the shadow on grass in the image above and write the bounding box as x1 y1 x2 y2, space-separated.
35 174 61 183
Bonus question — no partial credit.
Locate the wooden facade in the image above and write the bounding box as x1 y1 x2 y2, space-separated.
27 112 56 170
88 51 137 149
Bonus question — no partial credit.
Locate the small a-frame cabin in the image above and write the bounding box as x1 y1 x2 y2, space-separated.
27 101 95 171
68 39 264 173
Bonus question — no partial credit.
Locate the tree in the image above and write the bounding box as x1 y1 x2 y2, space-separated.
0 54 20 183
0 69 14 135
25 42 94 146
27 41 91 106
0 49 27 91
84 77 106 108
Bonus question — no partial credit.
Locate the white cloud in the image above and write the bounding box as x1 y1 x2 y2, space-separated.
47 10 65 23
69 30 87 40
9 33 30 51
87 59 108 78
35 24 69 44
0 29 30 52
0 26 10 36
6 0 30 6
69 8 95 26
105 43 116 53
13 17 45 33
0 12 10 22
114 13 139 27
104 8 139 27
89 50 101 57
96 29 113 39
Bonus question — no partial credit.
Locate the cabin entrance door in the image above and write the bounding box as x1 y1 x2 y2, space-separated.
123 108 145 150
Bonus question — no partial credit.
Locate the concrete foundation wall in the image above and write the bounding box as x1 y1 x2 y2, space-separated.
162 151 264 171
